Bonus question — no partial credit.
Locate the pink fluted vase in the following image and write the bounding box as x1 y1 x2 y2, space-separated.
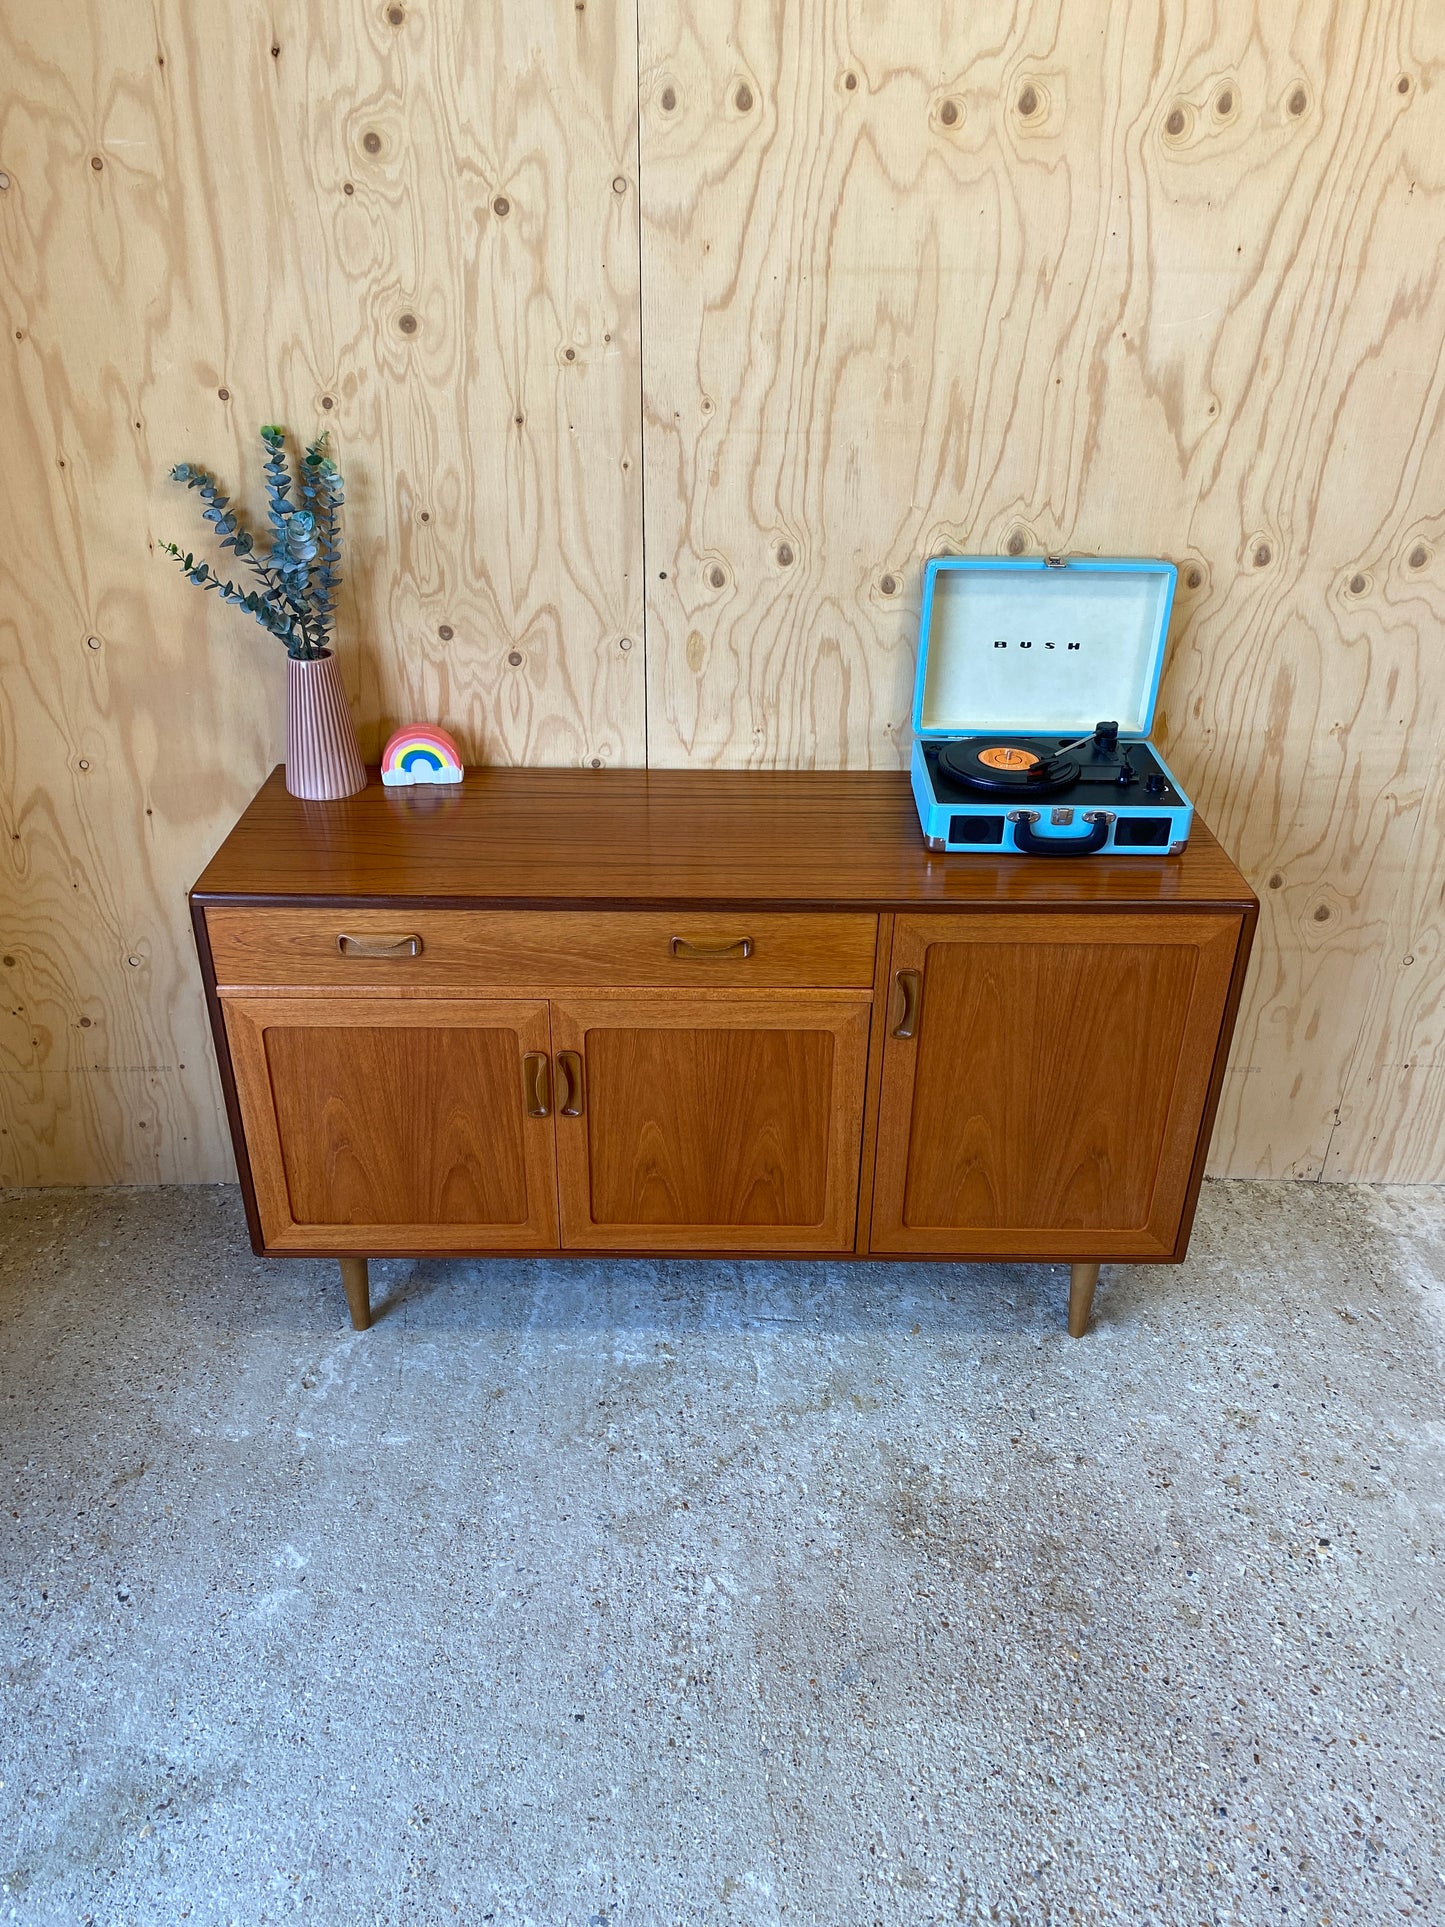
285 651 367 801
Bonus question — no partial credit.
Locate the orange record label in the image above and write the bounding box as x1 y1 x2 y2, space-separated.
977 744 1040 771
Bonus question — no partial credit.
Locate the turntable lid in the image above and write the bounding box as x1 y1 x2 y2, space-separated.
913 555 1177 738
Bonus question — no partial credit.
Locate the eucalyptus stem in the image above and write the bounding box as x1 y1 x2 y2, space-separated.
163 426 344 661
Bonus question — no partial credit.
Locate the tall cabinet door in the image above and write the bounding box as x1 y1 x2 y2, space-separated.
870 913 1242 1259
550 994 871 1251
223 996 559 1254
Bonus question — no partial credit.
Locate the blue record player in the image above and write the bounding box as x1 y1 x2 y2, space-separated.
909 554 1193 857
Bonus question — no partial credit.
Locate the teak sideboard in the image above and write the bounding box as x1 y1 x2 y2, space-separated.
191 769 1257 1337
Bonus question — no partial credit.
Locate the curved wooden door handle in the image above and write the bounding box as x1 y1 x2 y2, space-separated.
557 1050 585 1117
891 969 921 1039
523 1052 551 1118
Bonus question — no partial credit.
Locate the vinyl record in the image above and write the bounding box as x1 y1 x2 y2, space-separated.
937 738 1080 797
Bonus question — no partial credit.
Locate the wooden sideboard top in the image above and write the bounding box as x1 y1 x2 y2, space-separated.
192 766 1256 912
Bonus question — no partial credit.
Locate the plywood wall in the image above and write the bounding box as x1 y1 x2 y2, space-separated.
638 0 1445 1183
2 0 1443 1187
0 0 644 1184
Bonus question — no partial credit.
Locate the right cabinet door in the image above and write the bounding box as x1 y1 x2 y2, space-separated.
869 912 1242 1259
550 992 872 1252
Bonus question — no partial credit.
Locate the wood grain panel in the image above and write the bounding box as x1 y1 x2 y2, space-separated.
193 766 1253 911
898 946 1200 1234
6 0 1445 1189
869 913 1241 1257
205 903 877 988
550 992 870 1249
266 1025 532 1228
1327 732 1445 1179
584 1029 833 1224
638 0 1445 1181
0 0 643 1184
222 994 558 1253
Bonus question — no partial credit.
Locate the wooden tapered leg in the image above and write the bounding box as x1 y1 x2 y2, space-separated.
339 1257 372 1331
1068 1262 1100 1338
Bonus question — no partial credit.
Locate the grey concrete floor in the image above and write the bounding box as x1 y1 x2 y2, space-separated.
0 1183 1442 1927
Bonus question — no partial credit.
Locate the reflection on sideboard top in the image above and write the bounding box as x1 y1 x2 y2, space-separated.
192 766 1255 914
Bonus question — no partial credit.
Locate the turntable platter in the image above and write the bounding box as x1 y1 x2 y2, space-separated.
937 738 1081 797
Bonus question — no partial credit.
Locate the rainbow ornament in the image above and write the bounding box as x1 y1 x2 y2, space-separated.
380 724 465 788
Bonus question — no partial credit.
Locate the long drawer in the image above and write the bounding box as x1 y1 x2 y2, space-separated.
204 906 878 989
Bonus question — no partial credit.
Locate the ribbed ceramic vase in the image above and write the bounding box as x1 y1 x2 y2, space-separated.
285 651 367 801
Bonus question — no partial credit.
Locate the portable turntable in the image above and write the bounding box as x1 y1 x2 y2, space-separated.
909 554 1193 856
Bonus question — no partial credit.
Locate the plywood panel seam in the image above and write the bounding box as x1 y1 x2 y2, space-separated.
630 0 652 768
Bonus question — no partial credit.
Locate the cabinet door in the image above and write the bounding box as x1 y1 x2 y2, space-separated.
223 996 558 1253
870 913 1242 1258
550 994 871 1251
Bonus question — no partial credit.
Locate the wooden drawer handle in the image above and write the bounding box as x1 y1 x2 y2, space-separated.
523 1052 550 1118
557 1050 585 1117
669 934 754 960
337 932 423 959
891 968 921 1039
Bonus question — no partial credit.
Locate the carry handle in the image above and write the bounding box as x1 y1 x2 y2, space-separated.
337 932 423 959
891 969 922 1040
556 1050 585 1118
1009 813 1110 858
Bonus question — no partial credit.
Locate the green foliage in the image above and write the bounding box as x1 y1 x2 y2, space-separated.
162 427 345 659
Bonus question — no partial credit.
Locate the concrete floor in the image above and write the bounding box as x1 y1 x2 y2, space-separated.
0 1184 1442 1927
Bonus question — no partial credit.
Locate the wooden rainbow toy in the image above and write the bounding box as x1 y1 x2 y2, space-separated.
380 724 465 788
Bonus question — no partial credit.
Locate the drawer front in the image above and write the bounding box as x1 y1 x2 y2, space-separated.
205 906 878 989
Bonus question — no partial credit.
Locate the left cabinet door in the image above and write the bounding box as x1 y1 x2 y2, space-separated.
222 996 559 1254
